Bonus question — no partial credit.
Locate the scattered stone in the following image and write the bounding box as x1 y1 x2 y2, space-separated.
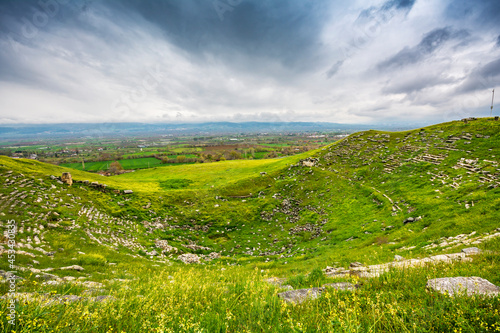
301 158 319 167
462 247 481 255
349 262 364 268
403 216 421 224
264 277 288 287
394 255 404 262
278 288 323 304
183 244 211 251
16 250 36 258
403 217 414 224
36 273 59 281
177 253 200 264
59 265 84 271
155 240 178 253
123 190 133 194
322 282 358 291
426 277 500 297
208 252 220 260
0 270 23 281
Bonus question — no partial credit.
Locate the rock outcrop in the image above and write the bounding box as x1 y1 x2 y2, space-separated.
426 277 500 297
324 248 481 279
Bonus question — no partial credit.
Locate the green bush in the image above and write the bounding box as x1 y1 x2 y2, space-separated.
76 253 107 266
286 274 306 289
306 267 326 286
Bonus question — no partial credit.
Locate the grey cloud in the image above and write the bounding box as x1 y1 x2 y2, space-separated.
457 58 500 94
496 35 500 47
325 60 344 79
325 0 416 81
383 0 416 10
445 0 500 29
378 28 469 70
382 75 457 95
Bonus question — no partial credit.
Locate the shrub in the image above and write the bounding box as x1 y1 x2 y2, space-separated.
77 253 107 266
306 267 326 286
286 274 306 289
376 236 389 245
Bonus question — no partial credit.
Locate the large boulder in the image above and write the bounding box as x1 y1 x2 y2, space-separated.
426 277 500 297
462 247 481 255
61 172 73 186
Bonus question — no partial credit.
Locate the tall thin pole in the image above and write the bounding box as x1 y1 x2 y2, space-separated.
491 89 495 116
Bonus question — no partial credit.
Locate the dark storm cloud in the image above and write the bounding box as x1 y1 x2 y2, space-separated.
110 0 331 70
457 58 500 94
0 0 332 71
378 27 469 70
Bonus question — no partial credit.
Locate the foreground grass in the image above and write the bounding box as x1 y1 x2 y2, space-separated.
2 240 499 332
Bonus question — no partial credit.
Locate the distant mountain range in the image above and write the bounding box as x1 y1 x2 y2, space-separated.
0 122 425 140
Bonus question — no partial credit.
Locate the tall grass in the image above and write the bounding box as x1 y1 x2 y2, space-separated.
2 250 499 332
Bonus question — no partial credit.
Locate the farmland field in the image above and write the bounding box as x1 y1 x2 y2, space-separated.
114 152 311 193
61 157 164 171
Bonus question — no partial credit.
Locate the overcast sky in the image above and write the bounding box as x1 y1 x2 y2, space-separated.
0 0 499 125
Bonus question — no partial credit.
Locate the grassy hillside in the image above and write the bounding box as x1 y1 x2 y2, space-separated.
1 118 500 332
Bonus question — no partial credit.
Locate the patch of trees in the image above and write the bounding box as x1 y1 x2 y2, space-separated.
108 161 124 175
161 155 199 164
